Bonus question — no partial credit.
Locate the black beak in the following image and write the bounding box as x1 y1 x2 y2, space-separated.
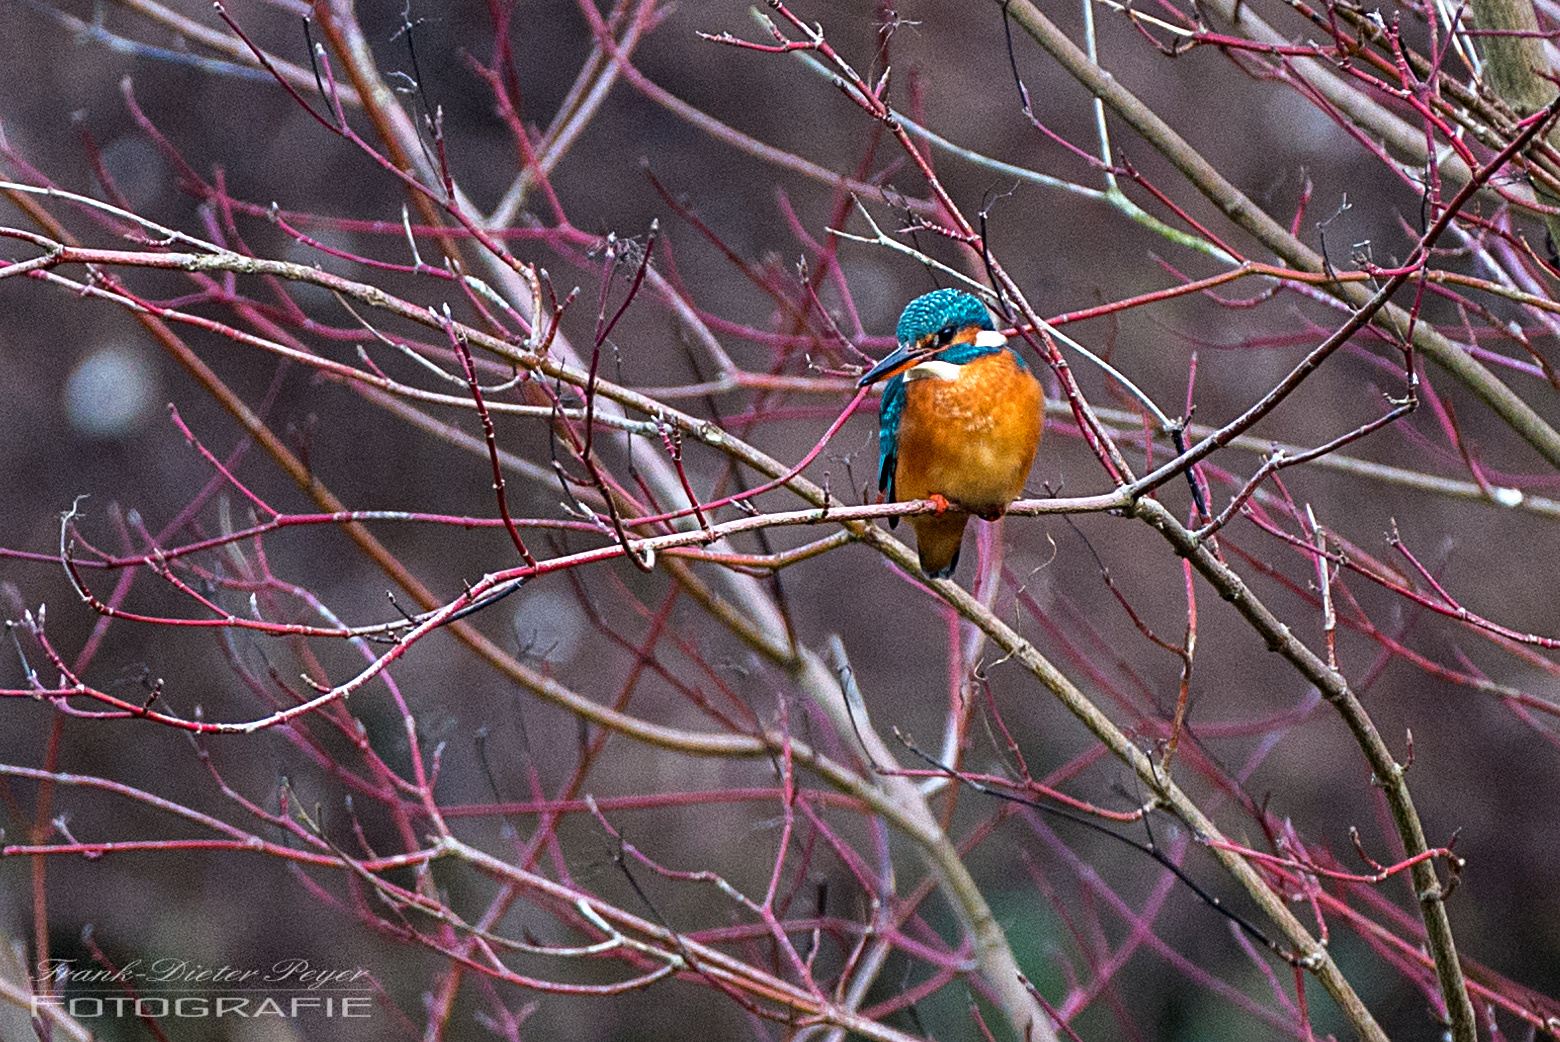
856 343 924 388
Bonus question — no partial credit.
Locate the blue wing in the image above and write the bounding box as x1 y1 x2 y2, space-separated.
877 373 906 527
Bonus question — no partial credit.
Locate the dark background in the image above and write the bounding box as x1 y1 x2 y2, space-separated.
2 1 1558 1039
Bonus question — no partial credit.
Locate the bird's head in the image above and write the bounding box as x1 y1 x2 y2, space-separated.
857 289 1006 388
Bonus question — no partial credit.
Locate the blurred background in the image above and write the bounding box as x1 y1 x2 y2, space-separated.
3 0 1560 1039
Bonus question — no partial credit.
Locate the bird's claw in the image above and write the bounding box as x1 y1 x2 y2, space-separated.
929 493 951 516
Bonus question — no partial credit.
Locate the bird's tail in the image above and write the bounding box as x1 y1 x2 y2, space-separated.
911 512 971 580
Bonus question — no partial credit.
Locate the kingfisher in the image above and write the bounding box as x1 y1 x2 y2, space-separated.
857 289 1043 579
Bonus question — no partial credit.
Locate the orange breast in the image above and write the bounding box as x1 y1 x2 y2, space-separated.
892 350 1043 518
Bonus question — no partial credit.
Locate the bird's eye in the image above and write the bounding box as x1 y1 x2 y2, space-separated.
935 328 954 347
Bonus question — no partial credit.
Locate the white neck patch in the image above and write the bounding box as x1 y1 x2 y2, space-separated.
973 329 1007 348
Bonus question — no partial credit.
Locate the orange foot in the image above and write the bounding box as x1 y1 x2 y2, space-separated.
928 493 951 516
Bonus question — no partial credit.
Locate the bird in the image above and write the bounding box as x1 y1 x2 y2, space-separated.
857 288 1043 579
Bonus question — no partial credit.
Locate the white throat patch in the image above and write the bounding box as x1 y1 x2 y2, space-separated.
905 359 963 383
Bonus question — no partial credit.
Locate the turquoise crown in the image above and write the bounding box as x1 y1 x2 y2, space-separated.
895 289 995 346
